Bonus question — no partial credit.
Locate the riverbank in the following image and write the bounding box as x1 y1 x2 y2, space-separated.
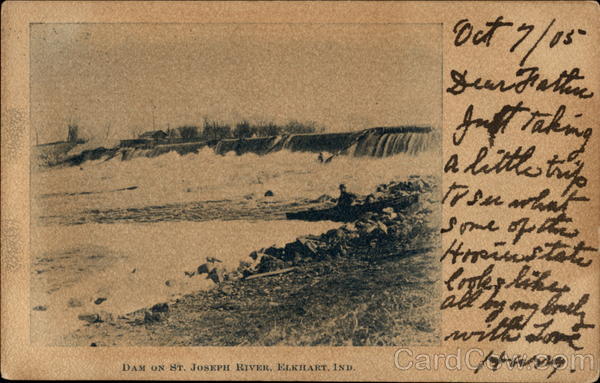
64 247 439 346
30 220 339 345
61 176 440 346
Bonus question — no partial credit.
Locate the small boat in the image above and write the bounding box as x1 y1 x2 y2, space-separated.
286 194 418 222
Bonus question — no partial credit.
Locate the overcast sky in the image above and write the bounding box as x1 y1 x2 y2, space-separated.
31 23 441 144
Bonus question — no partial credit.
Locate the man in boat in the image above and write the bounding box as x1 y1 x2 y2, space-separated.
337 184 357 208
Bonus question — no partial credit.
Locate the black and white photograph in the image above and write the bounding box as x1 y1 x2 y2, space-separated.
30 23 442 347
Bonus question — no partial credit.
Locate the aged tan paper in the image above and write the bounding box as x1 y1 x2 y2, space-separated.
1 1 598 381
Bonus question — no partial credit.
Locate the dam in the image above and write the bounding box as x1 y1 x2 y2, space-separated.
213 126 434 157
61 126 436 166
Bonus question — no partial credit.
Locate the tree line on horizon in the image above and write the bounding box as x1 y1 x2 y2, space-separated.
162 119 326 141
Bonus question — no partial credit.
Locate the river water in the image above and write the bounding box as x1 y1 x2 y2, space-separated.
30 148 438 344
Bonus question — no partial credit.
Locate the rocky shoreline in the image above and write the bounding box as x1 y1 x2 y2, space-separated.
65 176 440 346
194 175 437 283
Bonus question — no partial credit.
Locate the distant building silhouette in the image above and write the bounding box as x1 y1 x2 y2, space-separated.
139 130 168 140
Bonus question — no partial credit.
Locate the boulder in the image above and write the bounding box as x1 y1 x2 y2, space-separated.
238 260 252 270
226 271 241 281
151 303 169 313
78 311 113 324
356 220 378 235
197 263 209 275
264 246 285 259
78 313 100 323
94 297 107 305
221 285 234 295
256 255 286 273
207 266 226 284
144 310 162 323
249 250 265 261
284 236 322 260
324 228 348 243
362 212 379 221
376 221 388 235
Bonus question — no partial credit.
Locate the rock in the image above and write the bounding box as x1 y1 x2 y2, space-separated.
376 221 388 235
362 212 379 221
67 298 83 308
256 254 286 273
226 271 241 281
382 207 394 215
248 249 268 263
143 310 162 323
90 342 97 347
338 246 349 257
237 260 253 273
382 207 398 220
197 263 209 275
184 271 196 277
264 246 285 258
312 194 333 203
264 190 274 197
284 237 321 260
221 285 234 295
78 311 113 324
237 260 258 277
78 313 99 323
356 220 378 235
334 228 350 241
33 305 47 311
165 280 173 287
206 257 222 263
207 266 226 284
151 303 169 313
238 260 253 269
94 297 107 305
243 194 254 200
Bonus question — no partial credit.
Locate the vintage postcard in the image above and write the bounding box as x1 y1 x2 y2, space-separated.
1 1 599 381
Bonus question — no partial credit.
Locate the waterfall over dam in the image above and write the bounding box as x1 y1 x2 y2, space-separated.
214 126 435 157
58 126 436 167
